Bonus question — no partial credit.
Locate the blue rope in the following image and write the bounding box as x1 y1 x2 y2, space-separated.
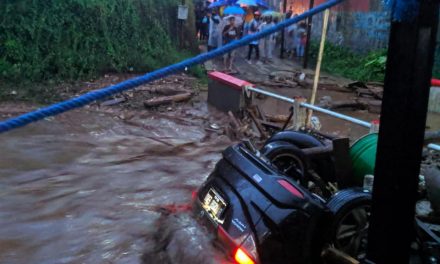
0 0 344 134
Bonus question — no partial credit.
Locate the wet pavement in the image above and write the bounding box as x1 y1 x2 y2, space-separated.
0 101 233 264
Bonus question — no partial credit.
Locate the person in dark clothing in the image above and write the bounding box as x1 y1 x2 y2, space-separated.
201 11 210 40
222 16 239 72
195 6 204 40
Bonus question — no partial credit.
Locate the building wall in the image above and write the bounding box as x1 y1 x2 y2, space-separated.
275 0 390 52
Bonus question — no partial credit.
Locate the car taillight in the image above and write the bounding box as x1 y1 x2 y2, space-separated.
234 248 255 264
277 179 304 199
191 190 198 201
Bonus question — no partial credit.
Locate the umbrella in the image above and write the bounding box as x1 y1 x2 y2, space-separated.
208 0 230 9
223 6 245 15
237 0 257 6
262 10 282 17
256 0 269 8
223 15 243 25
237 0 269 8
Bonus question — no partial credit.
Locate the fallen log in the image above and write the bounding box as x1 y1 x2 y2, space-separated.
265 114 290 123
320 99 368 110
144 92 192 108
253 80 299 89
142 86 189 96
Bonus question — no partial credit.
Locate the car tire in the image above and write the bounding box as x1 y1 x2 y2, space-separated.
326 189 372 260
261 141 309 185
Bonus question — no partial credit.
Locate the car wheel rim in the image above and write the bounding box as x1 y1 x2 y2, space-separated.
334 204 370 260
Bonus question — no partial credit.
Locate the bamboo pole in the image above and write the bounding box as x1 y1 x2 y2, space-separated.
306 8 330 126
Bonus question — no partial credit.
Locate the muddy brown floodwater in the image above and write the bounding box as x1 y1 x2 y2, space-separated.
1 86 440 264
0 100 235 264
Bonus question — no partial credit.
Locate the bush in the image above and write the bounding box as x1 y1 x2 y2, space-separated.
0 0 194 83
309 41 387 82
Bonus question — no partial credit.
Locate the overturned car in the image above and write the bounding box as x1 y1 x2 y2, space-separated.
193 131 371 264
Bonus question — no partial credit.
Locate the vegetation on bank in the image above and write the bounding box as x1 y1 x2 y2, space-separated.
310 41 440 82
309 41 387 82
0 0 198 103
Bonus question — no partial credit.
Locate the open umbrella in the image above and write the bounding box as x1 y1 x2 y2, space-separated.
256 0 269 8
237 0 269 8
237 0 257 6
223 5 245 15
262 10 282 17
208 0 230 9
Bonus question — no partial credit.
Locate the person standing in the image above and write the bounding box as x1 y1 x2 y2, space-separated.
267 17 279 63
195 5 203 40
201 11 210 40
208 10 221 51
259 16 275 63
286 14 298 58
258 16 270 63
246 11 261 64
295 22 307 58
222 16 239 72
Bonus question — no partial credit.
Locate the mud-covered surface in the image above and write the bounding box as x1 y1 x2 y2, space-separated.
0 98 234 264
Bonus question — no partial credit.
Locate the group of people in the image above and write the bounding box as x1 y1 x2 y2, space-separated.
195 6 308 73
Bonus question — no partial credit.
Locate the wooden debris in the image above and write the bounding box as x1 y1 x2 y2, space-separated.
265 114 290 123
101 98 126 106
144 92 192 108
367 100 382 114
349 81 384 99
247 109 269 139
321 99 368 110
260 120 283 130
227 111 244 139
141 86 189 96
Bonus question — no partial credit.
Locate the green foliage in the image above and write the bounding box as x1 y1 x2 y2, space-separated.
309 41 387 82
0 0 193 84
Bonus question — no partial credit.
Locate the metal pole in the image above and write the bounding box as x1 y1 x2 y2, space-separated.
303 0 315 69
428 143 440 151
280 0 288 58
246 86 372 128
306 8 330 126
366 1 439 263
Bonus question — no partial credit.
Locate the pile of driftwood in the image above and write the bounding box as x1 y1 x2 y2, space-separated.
224 106 289 142
97 74 196 109
142 81 194 108
253 70 385 114
253 70 352 93
318 82 383 114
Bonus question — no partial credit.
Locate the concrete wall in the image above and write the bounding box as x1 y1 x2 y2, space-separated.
310 8 390 53
275 0 390 52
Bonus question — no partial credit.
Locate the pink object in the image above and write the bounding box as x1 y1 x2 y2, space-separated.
277 179 304 199
208 71 253 91
432 79 440 87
